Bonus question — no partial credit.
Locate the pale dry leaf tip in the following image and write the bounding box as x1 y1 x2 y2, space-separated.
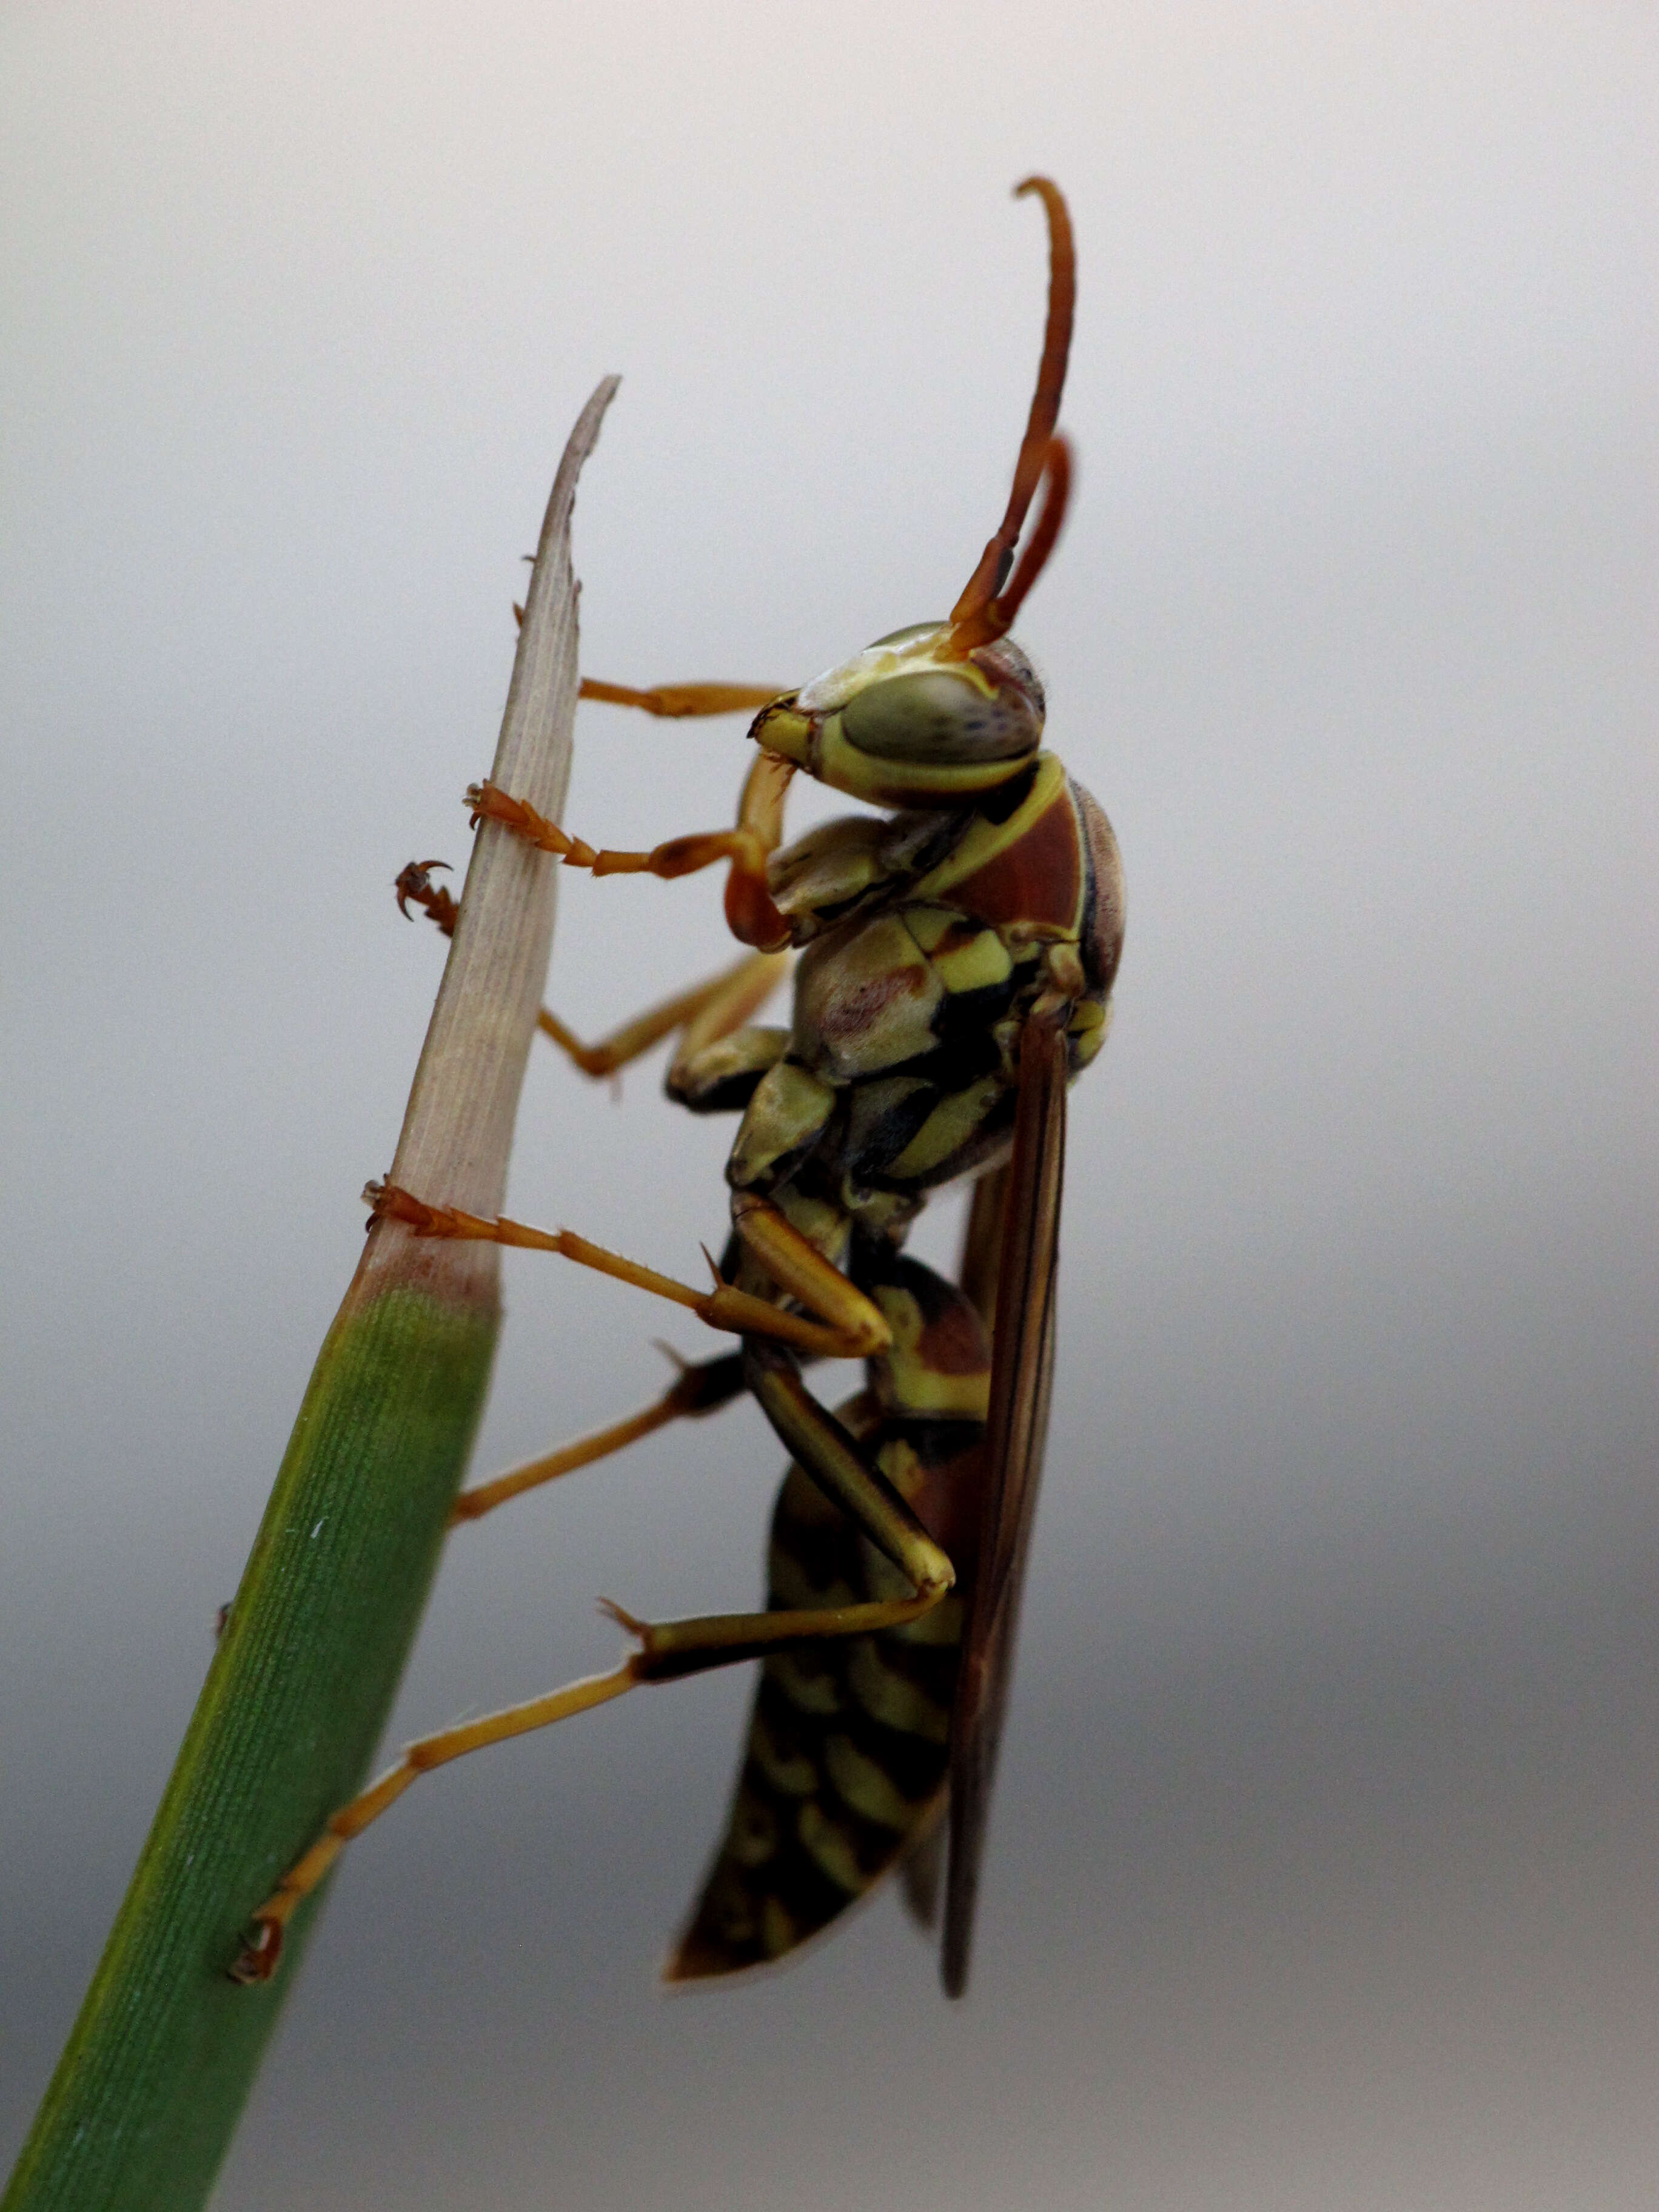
358 375 622 1310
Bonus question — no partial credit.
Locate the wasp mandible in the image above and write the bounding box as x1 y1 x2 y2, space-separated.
238 176 1123 1999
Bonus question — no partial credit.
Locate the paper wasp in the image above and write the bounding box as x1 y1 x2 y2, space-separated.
236 175 1123 1997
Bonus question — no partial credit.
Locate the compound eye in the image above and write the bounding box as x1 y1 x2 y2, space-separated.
839 669 1040 764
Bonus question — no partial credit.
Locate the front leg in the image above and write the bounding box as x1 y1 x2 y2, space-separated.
469 748 796 950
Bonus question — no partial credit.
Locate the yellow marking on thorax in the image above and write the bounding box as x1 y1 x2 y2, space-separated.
932 929 1015 995
728 1060 836 1189
887 1075 1005 1185
903 905 1017 993
911 752 1069 904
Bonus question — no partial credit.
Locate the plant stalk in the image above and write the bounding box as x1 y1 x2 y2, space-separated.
4 375 619 2212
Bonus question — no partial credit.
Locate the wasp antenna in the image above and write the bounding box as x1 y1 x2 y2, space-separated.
949 176 1076 644
949 436 1073 654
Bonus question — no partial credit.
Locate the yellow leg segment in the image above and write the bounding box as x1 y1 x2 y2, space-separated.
466 750 796 953
731 1193 891 1358
366 1182 888 1362
454 1397 682 1524
537 950 786 1080
231 1660 635 1982
232 1585 943 1984
397 870 787 1072
452 1352 745 1524
577 678 783 717
468 779 763 883
454 1396 683 1523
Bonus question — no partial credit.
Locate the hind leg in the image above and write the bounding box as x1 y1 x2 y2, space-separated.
232 1577 949 1983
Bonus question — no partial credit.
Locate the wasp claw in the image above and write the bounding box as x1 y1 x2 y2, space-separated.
228 1918 283 1986
395 859 457 930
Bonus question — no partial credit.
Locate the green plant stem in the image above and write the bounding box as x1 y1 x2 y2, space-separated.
4 375 619 2212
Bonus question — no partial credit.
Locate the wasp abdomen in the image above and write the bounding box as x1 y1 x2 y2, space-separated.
667 1267 990 1984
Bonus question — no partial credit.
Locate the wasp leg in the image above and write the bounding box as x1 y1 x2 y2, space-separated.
451 1351 745 1524
395 870 788 1090
611 1587 945 1680
469 751 795 951
740 1338 956 1599
238 1333 956 1986
469 780 755 880
537 948 787 1081
577 678 782 717
365 1183 888 1362
231 1578 947 1985
230 1657 637 1982
728 1194 893 1362
395 859 460 933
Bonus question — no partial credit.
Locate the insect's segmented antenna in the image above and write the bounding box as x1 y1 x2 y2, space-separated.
947 175 1076 654
950 435 1071 654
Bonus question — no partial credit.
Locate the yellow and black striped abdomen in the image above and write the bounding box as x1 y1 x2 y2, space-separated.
666 1403 981 1983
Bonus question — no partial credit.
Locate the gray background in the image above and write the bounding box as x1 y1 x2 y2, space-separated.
3 4 1654 2205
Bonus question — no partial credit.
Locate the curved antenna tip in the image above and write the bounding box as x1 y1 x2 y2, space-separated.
948 179 1077 649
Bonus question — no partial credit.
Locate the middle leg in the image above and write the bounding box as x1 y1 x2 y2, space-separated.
363 1178 893 1363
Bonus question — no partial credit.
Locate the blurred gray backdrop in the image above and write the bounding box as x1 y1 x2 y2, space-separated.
3 4 1655 2206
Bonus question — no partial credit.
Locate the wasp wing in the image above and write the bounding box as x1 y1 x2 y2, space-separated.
942 1008 1069 1997
899 1808 946 1931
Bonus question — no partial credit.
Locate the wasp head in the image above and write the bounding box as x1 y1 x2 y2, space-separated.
749 176 1074 814
748 623 1045 806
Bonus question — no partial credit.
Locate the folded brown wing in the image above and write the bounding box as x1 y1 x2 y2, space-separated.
942 1008 1068 1997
